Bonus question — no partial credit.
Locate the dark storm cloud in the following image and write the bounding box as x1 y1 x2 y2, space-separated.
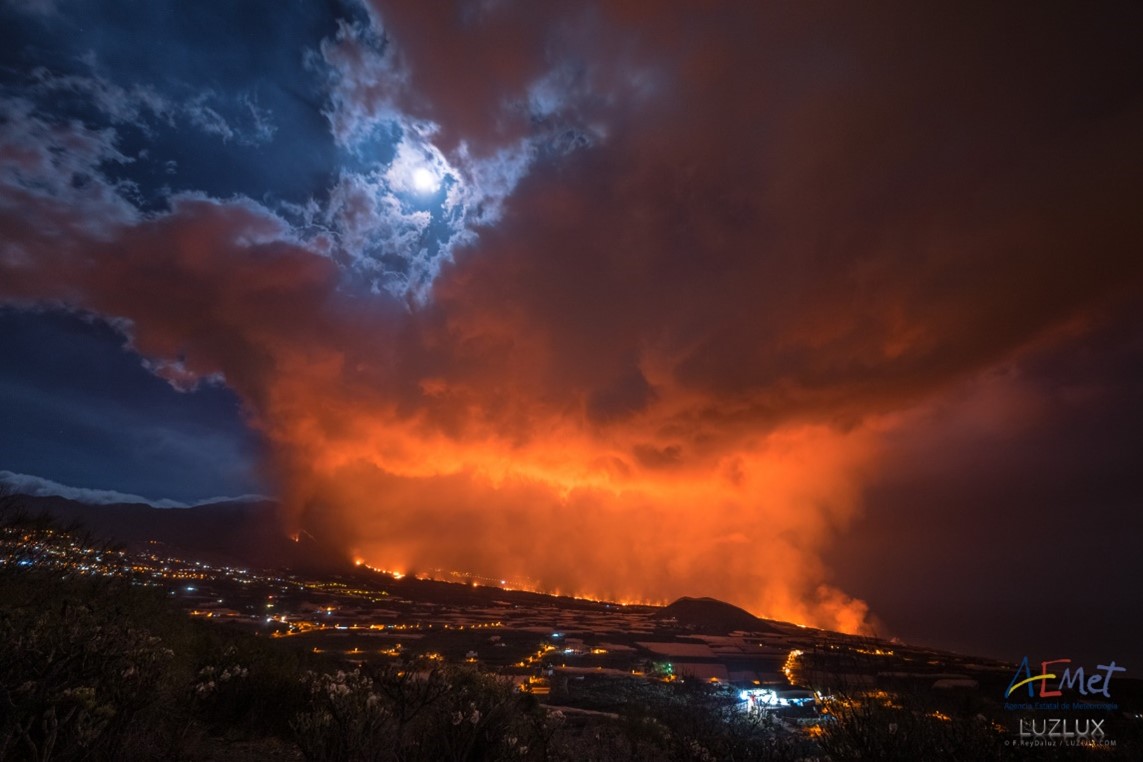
369 1 659 155
409 1 1143 435
831 302 1143 664
366 3 561 152
585 365 657 425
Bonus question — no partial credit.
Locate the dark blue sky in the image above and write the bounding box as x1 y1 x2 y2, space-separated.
0 307 266 502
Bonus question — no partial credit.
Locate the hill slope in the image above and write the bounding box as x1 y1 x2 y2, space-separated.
655 596 781 633
1 492 343 571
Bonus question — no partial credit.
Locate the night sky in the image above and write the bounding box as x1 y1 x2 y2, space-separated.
2 1 1142 665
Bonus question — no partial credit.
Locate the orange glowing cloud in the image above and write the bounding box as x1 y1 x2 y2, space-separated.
3 1 1142 643
0 194 879 630
288 416 882 632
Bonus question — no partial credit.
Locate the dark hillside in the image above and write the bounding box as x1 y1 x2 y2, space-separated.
655 596 780 634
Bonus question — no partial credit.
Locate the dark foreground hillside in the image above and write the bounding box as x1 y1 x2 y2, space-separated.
0 566 814 761
2 503 1140 760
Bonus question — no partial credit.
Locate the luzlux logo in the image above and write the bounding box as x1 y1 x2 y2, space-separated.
1017 718 1105 741
1005 657 1126 699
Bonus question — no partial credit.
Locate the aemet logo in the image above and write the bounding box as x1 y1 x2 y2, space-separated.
1005 657 1126 699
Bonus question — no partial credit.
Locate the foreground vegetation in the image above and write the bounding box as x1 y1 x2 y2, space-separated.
0 504 809 761
0 560 808 761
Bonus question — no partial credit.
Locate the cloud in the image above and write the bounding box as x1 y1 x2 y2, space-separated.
29 66 171 127
0 97 139 235
28 65 278 146
139 357 225 393
0 470 267 508
308 11 539 298
829 301 1143 659
325 170 432 265
313 15 406 150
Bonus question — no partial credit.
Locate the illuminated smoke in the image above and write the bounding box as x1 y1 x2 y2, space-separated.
4 1 1139 640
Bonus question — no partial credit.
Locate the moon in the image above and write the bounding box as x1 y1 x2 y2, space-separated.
412 166 440 194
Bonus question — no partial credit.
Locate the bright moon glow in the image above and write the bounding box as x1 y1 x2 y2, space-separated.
412 167 439 194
